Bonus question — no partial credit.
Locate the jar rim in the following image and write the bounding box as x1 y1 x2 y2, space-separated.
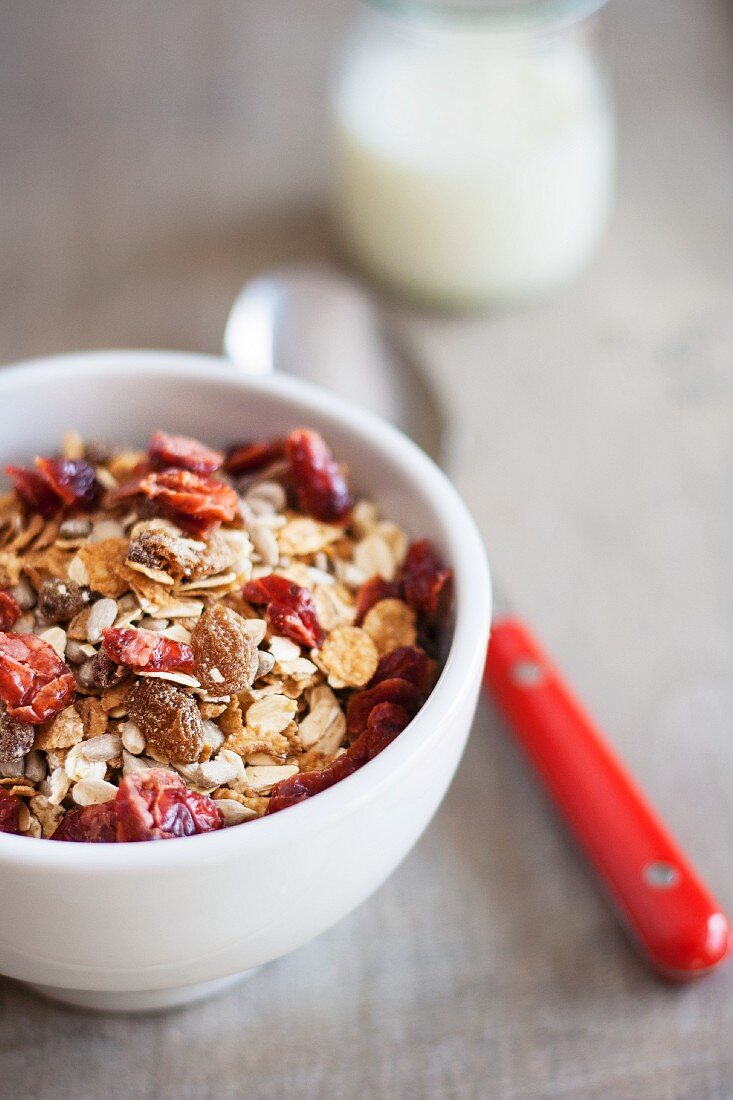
361 0 607 33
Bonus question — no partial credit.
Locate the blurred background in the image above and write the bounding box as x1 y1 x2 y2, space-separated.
1 2 732 1098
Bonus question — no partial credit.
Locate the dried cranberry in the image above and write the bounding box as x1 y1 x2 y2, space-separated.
242 575 324 648
163 509 220 540
359 701 411 760
267 702 411 815
345 677 421 736
0 591 21 631
103 463 153 507
224 438 285 475
52 802 118 843
266 749 360 815
5 465 59 517
368 645 436 696
285 429 353 523
35 457 100 509
0 632 76 724
116 769 223 841
149 431 223 474
139 469 238 529
402 540 453 622
0 788 21 834
355 575 402 625
101 627 195 673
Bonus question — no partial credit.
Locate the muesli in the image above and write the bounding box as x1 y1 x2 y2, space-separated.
0 428 452 842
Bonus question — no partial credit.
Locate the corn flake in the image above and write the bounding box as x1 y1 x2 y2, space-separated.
362 598 417 655
34 706 84 751
77 538 131 598
319 626 378 688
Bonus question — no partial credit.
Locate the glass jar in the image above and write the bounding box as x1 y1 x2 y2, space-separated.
330 0 615 310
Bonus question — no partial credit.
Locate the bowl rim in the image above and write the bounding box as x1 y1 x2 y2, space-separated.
0 349 491 872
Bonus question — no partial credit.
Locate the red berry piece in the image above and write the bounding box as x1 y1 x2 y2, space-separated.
52 802 118 843
0 591 21 632
101 627 195 674
402 540 453 622
162 509 219 540
103 461 154 507
368 645 436 696
139 469 238 527
267 702 412 815
355 575 402 625
116 768 223 841
266 748 361 815
0 788 21 834
242 575 325 648
0 632 76 724
224 438 285 475
285 428 353 523
359 701 412 760
5 465 59 517
149 431 223 474
35 457 100 509
345 677 421 736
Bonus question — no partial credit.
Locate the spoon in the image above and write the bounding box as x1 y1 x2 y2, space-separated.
224 264 729 979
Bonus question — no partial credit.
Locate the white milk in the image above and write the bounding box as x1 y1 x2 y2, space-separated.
332 36 614 307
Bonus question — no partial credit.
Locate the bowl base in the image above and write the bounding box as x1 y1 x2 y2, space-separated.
24 968 259 1013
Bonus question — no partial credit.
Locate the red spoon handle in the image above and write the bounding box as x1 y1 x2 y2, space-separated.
484 616 729 978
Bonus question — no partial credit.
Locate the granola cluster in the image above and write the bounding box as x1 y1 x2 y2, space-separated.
0 429 452 842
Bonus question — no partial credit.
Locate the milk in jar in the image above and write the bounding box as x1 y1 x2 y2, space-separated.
331 1 615 309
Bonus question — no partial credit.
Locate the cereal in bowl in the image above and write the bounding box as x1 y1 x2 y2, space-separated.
0 429 452 842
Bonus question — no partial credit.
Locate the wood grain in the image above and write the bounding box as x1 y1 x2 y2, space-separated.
0 1 732 1097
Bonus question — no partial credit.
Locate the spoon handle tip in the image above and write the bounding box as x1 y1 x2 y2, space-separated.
484 616 729 979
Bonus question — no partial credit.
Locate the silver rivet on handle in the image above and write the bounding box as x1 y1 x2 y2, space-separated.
511 660 545 687
643 861 681 888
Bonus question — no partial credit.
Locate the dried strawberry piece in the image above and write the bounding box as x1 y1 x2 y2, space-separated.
0 788 21 834
0 591 21 631
267 702 411 815
101 627 195 673
224 438 285 475
139 470 238 528
149 431 223 474
368 645 436 696
345 676 421 736
242 574 325 648
51 802 118 843
35 457 100 509
5 465 59 517
402 540 453 622
285 428 353 523
116 769 223 841
0 632 76 724
355 575 402 625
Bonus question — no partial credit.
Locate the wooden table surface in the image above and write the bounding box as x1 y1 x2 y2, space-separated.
1 2 732 1097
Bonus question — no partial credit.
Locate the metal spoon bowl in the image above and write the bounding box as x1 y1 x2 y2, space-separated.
224 264 448 472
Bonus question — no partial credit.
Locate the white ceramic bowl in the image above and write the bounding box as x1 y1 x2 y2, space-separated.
0 351 490 1011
